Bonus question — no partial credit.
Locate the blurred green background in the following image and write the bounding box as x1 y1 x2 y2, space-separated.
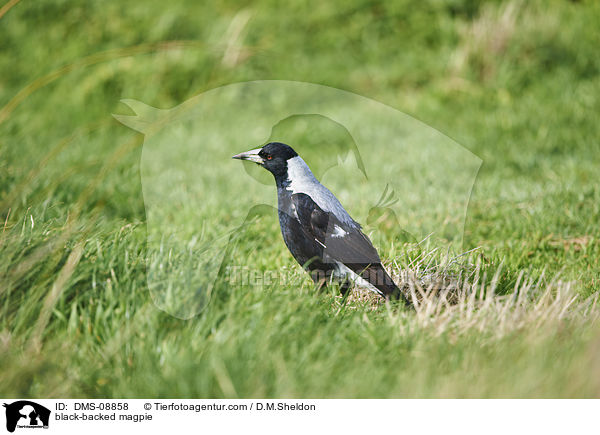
1 0 599 397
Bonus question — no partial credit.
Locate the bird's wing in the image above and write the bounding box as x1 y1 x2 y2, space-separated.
291 192 409 304
291 193 381 266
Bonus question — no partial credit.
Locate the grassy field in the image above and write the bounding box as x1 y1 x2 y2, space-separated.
1 0 599 398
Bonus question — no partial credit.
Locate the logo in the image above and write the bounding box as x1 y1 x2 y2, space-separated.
3 401 50 433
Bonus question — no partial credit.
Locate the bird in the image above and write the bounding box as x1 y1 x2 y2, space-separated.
232 142 410 306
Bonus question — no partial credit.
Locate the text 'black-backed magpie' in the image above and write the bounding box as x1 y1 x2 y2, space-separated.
233 142 410 306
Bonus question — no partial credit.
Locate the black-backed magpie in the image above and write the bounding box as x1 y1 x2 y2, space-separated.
233 142 410 305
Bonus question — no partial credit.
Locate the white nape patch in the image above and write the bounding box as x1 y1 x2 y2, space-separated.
286 156 319 193
332 262 384 297
331 225 348 238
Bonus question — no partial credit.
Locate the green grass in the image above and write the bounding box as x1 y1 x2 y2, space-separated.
1 0 599 398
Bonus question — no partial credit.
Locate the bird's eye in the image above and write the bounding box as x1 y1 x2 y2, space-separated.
266 154 273 160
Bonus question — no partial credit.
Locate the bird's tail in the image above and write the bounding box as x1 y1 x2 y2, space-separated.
355 263 412 307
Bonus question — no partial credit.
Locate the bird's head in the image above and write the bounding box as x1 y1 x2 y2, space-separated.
232 142 298 179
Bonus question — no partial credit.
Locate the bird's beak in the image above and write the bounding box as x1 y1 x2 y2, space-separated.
232 148 264 164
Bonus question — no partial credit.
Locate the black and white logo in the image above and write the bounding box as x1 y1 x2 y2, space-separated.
3 401 50 433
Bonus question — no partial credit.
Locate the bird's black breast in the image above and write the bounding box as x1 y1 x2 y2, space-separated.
277 191 332 272
278 207 327 270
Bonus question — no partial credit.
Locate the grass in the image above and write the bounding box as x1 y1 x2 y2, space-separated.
1 0 599 398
